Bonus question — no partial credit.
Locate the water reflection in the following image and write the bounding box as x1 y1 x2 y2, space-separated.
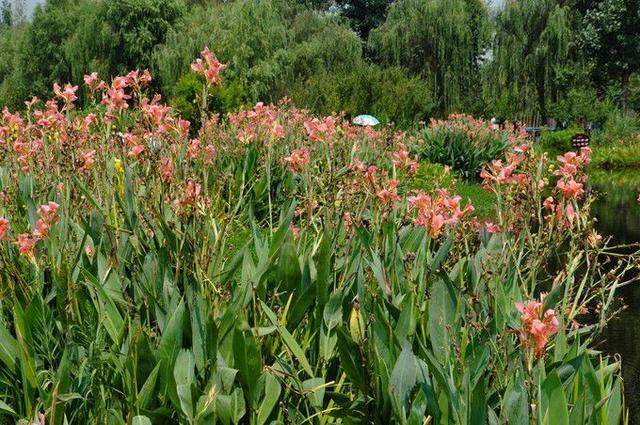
590 169 640 422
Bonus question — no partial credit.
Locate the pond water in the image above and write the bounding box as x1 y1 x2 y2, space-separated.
590 170 640 422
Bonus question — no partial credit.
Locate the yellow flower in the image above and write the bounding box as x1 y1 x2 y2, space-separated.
114 158 124 174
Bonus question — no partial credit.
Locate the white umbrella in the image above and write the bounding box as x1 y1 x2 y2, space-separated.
353 114 380 126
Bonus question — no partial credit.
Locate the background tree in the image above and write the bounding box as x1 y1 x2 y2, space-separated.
369 0 490 115
1 0 12 27
485 0 572 121
576 0 640 109
336 0 393 38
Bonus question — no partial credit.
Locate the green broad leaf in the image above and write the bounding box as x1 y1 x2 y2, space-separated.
174 349 195 387
81 268 124 344
367 249 391 297
0 400 16 416
0 322 18 373
268 202 296 259
407 388 428 425
257 373 281 425
542 279 567 312
177 384 194 421
132 416 152 425
158 299 185 405
287 259 315 332
302 377 326 409
502 373 528 425
233 328 262 407
336 328 366 394
390 342 419 407
432 235 453 270
541 371 569 425
217 387 246 425
276 236 302 292
395 293 416 343
137 363 161 409
606 377 623 425
323 291 343 331
13 303 37 389
315 230 332 311
469 376 488 425
260 301 314 377
427 277 458 364
195 386 218 421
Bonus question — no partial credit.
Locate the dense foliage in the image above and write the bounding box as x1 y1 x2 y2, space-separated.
0 50 633 424
412 114 515 180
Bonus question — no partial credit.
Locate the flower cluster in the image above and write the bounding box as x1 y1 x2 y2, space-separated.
6 202 61 257
408 189 474 237
515 297 560 358
284 148 310 173
554 148 591 199
191 47 226 86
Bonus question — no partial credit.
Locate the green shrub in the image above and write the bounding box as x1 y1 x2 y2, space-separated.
413 114 515 180
594 110 640 145
548 87 615 126
538 128 579 157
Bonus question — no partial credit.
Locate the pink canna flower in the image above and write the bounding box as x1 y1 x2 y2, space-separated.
16 233 37 256
284 148 310 173
303 116 336 142
392 143 419 174
515 298 560 358
342 212 354 232
191 47 226 86
84 73 106 92
32 219 50 239
80 150 96 171
485 222 500 233
376 179 401 205
24 96 39 109
289 224 300 238
159 157 174 182
128 145 145 158
0 217 9 240
53 83 79 105
556 179 584 199
38 202 59 225
408 189 473 237
543 196 556 211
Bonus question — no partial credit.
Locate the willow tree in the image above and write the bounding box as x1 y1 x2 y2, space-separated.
153 0 363 108
486 0 572 121
368 0 490 115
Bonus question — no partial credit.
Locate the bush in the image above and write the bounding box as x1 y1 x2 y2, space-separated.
548 87 615 126
413 114 519 180
538 128 580 157
594 109 640 145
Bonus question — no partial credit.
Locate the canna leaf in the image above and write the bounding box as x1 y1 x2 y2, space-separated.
260 301 314 377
